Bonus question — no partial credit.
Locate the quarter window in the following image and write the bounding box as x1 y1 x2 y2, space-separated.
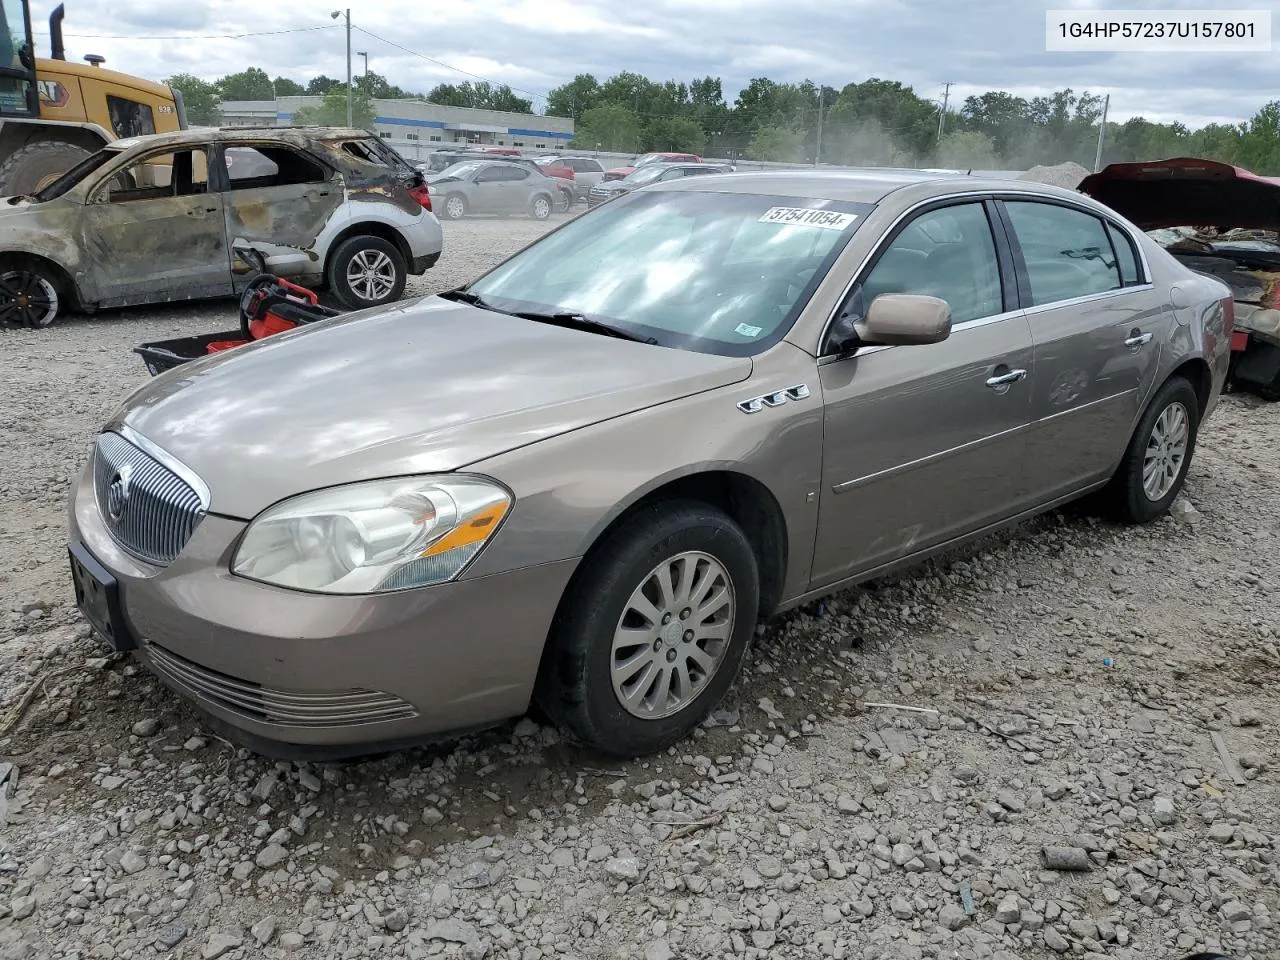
1003 201 1123 305
1105 221 1142 285
857 202 1004 325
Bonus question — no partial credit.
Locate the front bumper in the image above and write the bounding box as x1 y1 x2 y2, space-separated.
69 458 576 758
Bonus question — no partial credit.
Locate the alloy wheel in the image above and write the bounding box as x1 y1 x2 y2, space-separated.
0 270 58 328
610 551 736 720
1142 401 1189 501
345 249 397 303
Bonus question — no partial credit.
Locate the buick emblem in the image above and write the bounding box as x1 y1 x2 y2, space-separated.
106 464 134 522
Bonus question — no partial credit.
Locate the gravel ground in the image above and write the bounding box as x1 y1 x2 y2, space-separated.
1 214 1278 960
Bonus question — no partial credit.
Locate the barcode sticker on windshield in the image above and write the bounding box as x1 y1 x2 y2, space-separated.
758 207 857 230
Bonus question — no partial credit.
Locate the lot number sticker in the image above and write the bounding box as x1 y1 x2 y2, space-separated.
758 207 858 230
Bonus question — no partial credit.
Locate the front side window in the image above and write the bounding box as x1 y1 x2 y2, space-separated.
1003 201 1123 305
465 190 873 356
857 202 1004 325
106 96 156 139
100 148 209 203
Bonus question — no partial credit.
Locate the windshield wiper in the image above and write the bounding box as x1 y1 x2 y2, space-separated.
510 310 657 344
438 287 498 310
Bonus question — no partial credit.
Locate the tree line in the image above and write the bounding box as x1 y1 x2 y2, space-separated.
166 67 1280 174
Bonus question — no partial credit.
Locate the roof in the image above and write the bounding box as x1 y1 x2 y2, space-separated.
1078 157 1280 231
106 126 374 152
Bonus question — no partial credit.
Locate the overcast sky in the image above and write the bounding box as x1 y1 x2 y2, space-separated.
30 0 1278 128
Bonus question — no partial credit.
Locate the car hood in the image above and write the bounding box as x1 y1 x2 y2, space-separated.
113 298 753 519
1078 157 1280 231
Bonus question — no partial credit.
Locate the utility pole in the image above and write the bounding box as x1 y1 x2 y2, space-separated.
331 9 352 127
814 88 824 166
1093 93 1110 172
936 82 952 140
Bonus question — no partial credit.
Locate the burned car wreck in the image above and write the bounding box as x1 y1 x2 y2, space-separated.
0 127 443 328
1080 158 1280 399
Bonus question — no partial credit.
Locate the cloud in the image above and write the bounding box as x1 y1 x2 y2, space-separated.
26 0 1275 127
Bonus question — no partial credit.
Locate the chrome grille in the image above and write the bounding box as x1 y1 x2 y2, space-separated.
146 643 418 728
93 430 207 566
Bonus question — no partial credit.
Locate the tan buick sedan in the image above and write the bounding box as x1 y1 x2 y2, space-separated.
69 170 1233 759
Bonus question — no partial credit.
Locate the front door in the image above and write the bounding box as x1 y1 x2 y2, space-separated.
216 144 344 284
812 199 1036 587
78 146 232 307
997 198 1171 501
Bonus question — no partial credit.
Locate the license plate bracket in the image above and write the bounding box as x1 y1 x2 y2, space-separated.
68 542 137 652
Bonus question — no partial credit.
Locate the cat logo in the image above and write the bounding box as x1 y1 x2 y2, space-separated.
37 80 70 108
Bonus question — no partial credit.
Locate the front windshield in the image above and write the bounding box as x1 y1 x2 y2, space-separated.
465 190 873 356
624 165 669 185
436 161 484 179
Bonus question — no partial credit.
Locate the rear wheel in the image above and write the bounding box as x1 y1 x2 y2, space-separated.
535 501 759 757
0 140 93 196
530 194 552 220
326 236 406 311
442 194 467 220
0 262 61 329
1105 375 1200 523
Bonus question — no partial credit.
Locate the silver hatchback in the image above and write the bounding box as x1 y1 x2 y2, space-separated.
68 170 1232 760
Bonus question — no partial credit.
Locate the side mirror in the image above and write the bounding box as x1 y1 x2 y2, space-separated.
826 292 952 353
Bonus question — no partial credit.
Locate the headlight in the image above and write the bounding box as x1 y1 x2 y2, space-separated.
231 476 510 594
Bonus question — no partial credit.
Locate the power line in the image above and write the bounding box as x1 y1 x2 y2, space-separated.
350 25 548 105
31 24 340 40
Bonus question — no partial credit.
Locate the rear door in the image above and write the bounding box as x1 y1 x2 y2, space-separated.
215 143 343 283
77 145 233 306
812 198 1036 586
996 197 1170 502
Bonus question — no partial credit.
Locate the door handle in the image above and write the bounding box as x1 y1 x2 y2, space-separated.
1125 331 1153 347
986 368 1028 388
187 206 218 215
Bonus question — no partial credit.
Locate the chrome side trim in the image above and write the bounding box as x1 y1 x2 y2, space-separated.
1021 284 1155 318
737 383 811 414
116 423 212 508
817 309 1026 366
830 388 1137 493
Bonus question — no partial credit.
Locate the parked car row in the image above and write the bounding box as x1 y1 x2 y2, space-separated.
422 158 565 220
587 161 733 207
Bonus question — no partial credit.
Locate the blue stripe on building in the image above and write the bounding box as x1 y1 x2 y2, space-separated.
275 112 571 140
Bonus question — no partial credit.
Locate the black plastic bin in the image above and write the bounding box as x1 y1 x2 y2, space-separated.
133 330 247 376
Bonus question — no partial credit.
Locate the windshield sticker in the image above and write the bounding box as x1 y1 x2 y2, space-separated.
735 323 763 338
758 207 858 230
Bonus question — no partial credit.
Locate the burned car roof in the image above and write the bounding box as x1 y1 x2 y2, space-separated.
106 126 378 153
1078 157 1280 231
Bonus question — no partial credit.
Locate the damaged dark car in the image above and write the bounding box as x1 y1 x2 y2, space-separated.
0 127 444 329
1080 157 1280 399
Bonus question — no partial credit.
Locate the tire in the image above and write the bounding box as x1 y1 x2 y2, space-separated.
325 236 406 311
0 140 93 196
1105 375 1200 523
0 261 62 329
535 500 760 757
442 193 467 220
555 186 572 213
530 193 552 220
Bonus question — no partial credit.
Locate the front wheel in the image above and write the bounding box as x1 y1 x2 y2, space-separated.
0 262 61 329
326 236 407 311
1105 375 1200 523
442 193 467 220
530 194 552 220
535 501 759 757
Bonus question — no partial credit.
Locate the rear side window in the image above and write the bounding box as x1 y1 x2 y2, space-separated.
1003 201 1123 306
224 146 327 190
1106 221 1142 285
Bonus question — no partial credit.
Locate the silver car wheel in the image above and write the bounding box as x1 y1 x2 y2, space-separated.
0 270 58 328
532 196 550 219
345 249 397 302
610 550 735 720
1142 400 1188 501
446 196 466 219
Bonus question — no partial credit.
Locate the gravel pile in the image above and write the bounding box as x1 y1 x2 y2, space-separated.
1 214 1278 960
1018 162 1092 190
